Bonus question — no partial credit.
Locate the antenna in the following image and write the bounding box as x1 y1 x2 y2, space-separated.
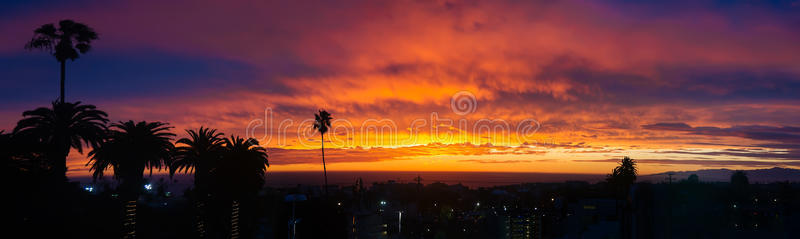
667 173 675 184
414 175 423 192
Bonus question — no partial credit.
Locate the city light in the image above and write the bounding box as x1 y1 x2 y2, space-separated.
84 186 94 192
144 184 153 191
398 211 402 233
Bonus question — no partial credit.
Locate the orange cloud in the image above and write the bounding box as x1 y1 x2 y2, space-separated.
3 0 800 176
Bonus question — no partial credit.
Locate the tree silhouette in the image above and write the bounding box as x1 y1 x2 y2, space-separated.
687 174 699 183
3 130 65 238
731 170 749 187
87 121 174 239
171 127 225 238
606 156 637 188
0 131 28 177
25 20 98 103
1 130 50 178
313 110 332 196
216 136 268 239
606 156 637 238
14 101 108 181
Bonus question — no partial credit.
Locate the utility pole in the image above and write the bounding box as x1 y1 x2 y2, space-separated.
666 173 674 239
667 173 675 185
414 175 423 192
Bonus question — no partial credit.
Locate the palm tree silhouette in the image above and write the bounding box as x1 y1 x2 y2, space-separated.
171 127 225 238
606 156 637 187
14 101 108 181
25 20 98 103
216 136 268 239
87 121 174 239
606 156 637 239
313 110 332 196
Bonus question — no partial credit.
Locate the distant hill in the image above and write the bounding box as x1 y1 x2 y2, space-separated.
641 167 800 183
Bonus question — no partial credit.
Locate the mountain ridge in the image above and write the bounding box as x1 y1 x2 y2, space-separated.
641 167 800 183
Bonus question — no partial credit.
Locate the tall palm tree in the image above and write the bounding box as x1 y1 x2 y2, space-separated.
171 127 225 238
313 110 332 196
216 136 268 239
14 101 108 181
88 121 174 239
606 156 637 238
25 19 98 103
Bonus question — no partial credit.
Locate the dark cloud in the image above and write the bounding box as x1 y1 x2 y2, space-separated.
574 158 800 167
657 149 800 160
641 123 693 131
642 123 800 144
643 123 800 160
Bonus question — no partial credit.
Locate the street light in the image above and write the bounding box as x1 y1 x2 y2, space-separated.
398 211 402 233
285 194 307 239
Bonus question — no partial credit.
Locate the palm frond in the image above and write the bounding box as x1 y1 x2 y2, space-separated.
88 120 174 193
25 20 97 61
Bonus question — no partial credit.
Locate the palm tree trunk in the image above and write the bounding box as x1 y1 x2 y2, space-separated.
60 60 65 103
123 200 137 239
195 201 206 238
59 151 69 183
230 200 240 239
194 174 207 238
50 145 69 182
321 133 328 196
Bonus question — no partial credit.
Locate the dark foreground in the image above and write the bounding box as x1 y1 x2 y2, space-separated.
7 175 800 239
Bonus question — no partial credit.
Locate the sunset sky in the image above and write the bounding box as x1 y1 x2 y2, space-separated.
1 0 799 177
